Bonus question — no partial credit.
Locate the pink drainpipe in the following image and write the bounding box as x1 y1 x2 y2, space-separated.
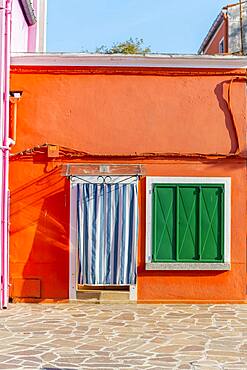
1 0 12 308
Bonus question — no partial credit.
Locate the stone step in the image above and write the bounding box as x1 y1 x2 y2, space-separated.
76 289 130 303
78 284 128 291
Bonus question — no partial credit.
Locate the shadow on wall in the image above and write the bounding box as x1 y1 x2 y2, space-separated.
10 165 70 301
214 81 239 154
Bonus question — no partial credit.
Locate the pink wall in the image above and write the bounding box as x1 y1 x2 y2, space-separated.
11 0 39 52
27 0 37 52
11 0 29 52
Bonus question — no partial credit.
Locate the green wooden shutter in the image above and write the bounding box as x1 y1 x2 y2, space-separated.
152 183 224 263
178 186 199 261
200 186 224 262
153 186 176 261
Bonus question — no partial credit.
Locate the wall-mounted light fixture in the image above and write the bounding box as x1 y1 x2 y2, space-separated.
10 91 23 99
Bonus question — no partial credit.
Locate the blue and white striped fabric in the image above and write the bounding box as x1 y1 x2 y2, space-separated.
77 182 138 285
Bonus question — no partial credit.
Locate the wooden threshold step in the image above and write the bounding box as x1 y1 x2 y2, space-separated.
76 289 130 302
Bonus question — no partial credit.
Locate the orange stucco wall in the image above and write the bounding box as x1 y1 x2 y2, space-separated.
204 18 228 54
9 66 247 302
10 161 70 299
137 160 246 302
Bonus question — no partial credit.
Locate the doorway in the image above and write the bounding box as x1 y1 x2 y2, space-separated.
69 175 138 300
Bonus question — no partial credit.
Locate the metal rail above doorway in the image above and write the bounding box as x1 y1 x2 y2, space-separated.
70 175 139 185
61 163 144 177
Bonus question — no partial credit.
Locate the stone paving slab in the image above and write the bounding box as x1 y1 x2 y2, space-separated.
0 303 246 369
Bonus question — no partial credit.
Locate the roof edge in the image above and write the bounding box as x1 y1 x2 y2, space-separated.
224 1 247 10
198 11 225 54
10 53 247 69
18 0 37 26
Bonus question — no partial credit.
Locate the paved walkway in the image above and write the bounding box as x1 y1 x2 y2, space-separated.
0 303 246 369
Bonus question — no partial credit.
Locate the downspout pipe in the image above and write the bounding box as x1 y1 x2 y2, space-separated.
0 1 5 310
1 0 12 308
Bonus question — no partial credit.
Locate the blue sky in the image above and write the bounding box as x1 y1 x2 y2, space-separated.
47 0 228 54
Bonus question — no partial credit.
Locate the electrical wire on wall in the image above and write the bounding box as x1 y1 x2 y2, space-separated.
10 76 246 161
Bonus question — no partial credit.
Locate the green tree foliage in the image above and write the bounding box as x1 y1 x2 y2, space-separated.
95 37 151 54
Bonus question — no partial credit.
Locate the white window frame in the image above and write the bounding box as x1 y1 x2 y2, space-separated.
146 177 231 271
219 37 225 53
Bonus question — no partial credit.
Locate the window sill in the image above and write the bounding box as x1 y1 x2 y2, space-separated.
145 262 231 271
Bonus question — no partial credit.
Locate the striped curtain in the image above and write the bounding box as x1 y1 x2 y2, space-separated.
77 182 138 285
